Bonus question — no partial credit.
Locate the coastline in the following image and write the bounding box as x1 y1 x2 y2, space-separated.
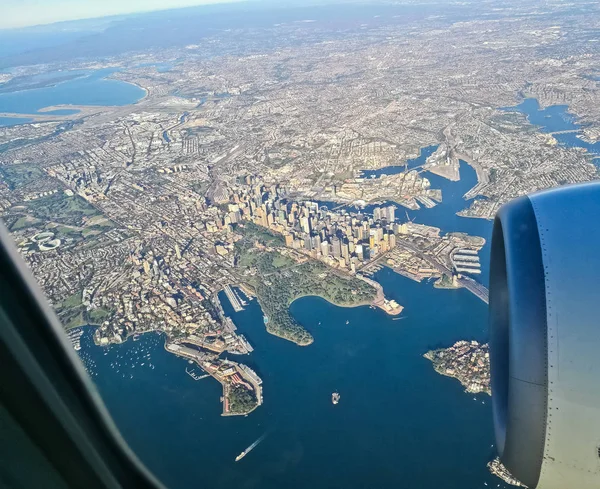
258 289 396 347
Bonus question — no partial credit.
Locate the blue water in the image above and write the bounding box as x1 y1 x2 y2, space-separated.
80 272 503 489
0 116 33 127
0 68 145 120
360 144 439 178
318 159 491 285
503 98 600 157
78 150 499 488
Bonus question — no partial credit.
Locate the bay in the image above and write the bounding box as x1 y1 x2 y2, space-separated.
0 68 145 122
79 155 501 488
80 270 502 489
503 97 600 160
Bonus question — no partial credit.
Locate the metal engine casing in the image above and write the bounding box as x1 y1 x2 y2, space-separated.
489 182 600 489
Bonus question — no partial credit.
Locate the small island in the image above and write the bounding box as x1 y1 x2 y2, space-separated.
426 342 528 487
424 340 490 395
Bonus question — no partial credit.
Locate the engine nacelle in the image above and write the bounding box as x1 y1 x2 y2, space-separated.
489 182 600 489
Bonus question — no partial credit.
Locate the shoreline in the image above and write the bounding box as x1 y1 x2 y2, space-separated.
163 340 261 417
250 292 375 347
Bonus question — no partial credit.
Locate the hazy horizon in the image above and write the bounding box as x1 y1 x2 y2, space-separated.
1 0 243 30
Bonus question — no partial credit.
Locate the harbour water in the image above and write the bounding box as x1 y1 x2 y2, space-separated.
77 159 502 488
71 95 600 487
0 68 145 125
503 97 600 160
79 274 500 489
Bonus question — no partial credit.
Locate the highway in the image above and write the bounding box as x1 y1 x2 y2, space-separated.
395 241 489 304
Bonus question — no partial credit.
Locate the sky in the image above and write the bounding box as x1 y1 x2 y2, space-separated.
1 0 239 30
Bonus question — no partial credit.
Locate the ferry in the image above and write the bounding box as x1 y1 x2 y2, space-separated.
235 434 266 462
235 449 249 462
332 392 340 405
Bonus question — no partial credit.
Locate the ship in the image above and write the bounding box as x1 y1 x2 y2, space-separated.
235 433 267 462
332 392 340 405
235 450 249 462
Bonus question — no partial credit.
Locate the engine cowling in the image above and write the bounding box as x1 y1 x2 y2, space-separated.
489 182 600 489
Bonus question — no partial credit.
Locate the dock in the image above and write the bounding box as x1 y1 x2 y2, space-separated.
186 367 210 380
224 284 244 312
165 342 263 416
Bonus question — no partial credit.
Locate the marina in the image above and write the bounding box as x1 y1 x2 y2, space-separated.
186 367 210 381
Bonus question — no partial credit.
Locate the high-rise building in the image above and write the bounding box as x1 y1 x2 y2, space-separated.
300 216 311 234
332 237 342 258
355 244 364 261
312 235 321 251
389 233 396 249
285 234 294 247
370 246 378 258
304 236 312 250
320 240 330 257
382 233 389 252
386 205 396 222
175 244 182 260
342 241 350 261
373 207 383 221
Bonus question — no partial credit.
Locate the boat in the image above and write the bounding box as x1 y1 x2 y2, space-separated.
235 433 267 462
235 450 249 462
345 320 350 325
332 392 340 405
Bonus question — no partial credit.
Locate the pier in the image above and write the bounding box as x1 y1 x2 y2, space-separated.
186 367 210 380
224 284 244 312
166 342 262 416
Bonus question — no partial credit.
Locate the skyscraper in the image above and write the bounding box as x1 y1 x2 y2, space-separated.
332 237 342 258
389 233 396 249
300 216 311 234
342 240 350 262
386 205 396 222
355 244 364 261
320 240 329 257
